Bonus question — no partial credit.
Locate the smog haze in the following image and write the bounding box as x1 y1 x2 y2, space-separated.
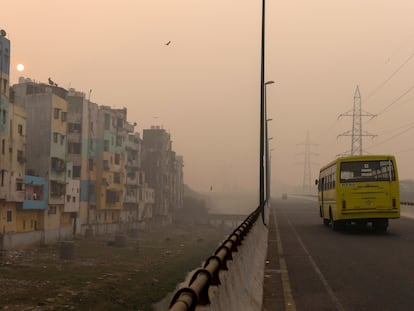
3 0 414 195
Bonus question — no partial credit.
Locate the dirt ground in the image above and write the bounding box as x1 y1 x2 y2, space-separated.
0 224 227 311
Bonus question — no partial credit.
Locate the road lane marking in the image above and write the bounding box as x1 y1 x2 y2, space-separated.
284 213 346 311
274 210 297 311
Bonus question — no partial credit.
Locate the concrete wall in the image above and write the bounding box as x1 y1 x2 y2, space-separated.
207 209 269 311
0 225 73 250
1 230 43 249
160 206 270 311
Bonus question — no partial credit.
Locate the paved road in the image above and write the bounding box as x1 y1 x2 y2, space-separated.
263 196 414 311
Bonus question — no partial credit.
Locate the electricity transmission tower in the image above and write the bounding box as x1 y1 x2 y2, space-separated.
298 131 318 194
338 86 376 155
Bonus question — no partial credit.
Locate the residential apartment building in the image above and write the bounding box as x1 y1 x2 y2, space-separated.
0 30 183 249
95 106 127 225
142 126 183 224
0 31 14 234
66 89 97 233
122 125 141 225
13 79 76 242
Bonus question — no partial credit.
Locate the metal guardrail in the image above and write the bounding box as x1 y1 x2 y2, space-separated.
401 201 414 206
169 206 261 311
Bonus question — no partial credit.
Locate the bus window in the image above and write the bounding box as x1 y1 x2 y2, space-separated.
340 160 395 182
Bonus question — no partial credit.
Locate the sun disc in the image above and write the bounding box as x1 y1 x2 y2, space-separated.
17 64 24 72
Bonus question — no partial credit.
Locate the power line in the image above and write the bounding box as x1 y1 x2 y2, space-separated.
376 121 414 136
395 148 414 155
366 124 414 150
364 53 414 103
376 84 414 116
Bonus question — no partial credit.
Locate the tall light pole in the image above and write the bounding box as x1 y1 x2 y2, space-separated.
264 81 274 212
260 0 267 223
269 148 274 202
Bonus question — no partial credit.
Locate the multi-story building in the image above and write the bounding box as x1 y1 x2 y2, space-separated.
8 100 29 232
13 79 76 242
173 155 184 211
122 124 141 225
142 126 182 224
66 89 97 233
0 30 14 234
95 106 127 225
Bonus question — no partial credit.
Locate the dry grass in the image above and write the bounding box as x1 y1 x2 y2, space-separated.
0 224 227 311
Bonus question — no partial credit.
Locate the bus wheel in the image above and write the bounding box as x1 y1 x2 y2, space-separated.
330 211 342 230
373 219 388 233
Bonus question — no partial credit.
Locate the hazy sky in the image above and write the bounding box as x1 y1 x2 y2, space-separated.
3 1 414 194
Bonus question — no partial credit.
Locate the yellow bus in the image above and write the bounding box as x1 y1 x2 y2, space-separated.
316 155 400 232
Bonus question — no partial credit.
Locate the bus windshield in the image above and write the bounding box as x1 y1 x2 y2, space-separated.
340 160 395 183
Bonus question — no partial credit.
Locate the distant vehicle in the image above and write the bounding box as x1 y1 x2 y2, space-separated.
282 193 288 200
315 155 400 232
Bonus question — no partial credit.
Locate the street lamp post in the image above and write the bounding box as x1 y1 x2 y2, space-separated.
259 0 266 224
269 148 274 202
264 81 274 209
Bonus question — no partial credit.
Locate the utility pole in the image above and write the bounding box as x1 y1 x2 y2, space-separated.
297 131 318 194
338 86 376 155
259 0 267 224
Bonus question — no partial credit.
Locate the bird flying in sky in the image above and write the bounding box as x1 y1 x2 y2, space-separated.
165 41 171 46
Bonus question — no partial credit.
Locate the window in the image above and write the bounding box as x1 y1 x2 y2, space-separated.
53 108 60 119
17 150 24 163
88 159 94 171
116 135 122 147
68 169 71 178
48 206 57 214
340 161 395 182
114 173 121 184
51 157 66 173
2 110 6 124
104 114 110 130
68 142 81 154
16 179 24 191
72 196 76 203
67 195 71 202
1 139 5 154
114 153 120 165
104 140 109 151
53 132 58 143
61 111 67 122
6 210 12 222
68 123 81 133
18 124 23 136
60 134 65 145
73 166 81 178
